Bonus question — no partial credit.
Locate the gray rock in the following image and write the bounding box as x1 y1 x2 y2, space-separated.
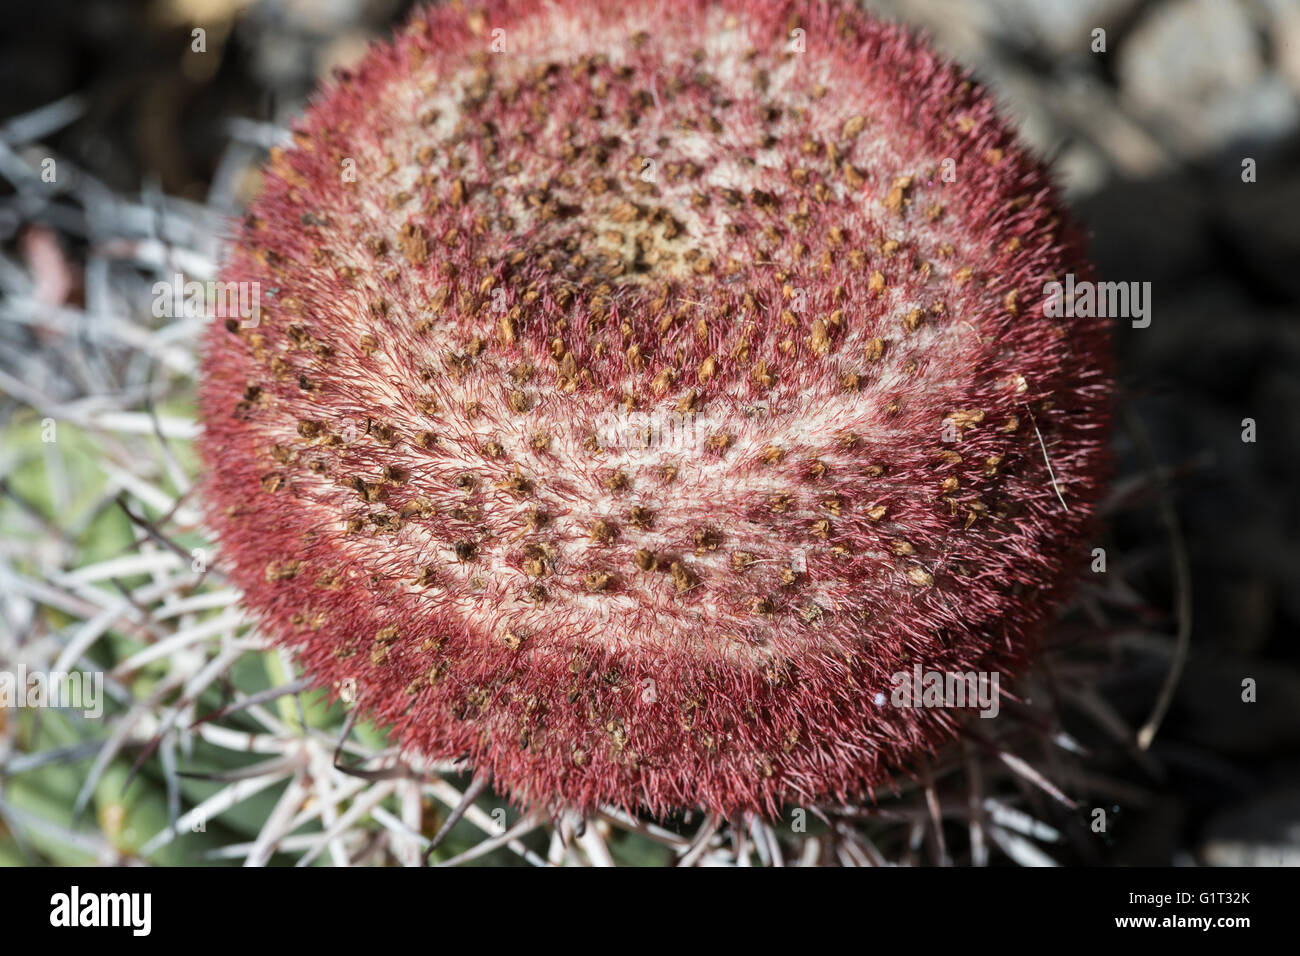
987 0 1137 55
1201 787 1300 866
1260 0 1300 95
1118 0 1300 154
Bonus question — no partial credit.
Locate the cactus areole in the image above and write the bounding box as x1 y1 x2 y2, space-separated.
199 0 1111 817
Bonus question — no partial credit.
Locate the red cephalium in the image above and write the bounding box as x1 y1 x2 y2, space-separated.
198 0 1112 818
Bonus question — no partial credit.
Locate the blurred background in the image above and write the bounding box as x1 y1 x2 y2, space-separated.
0 0 1297 865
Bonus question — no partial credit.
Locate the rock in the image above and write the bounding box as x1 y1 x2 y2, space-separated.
1201 787 1300 865
1260 0 1300 95
1118 0 1300 154
985 0 1137 56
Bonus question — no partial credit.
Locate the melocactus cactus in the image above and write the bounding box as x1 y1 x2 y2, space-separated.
199 0 1110 818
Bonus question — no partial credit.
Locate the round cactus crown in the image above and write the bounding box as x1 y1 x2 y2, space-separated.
199 0 1111 816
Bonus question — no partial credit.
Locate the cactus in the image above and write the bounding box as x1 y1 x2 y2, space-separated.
0 0 1119 869
198 0 1111 827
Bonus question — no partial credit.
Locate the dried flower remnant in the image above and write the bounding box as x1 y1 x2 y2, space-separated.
199 0 1111 818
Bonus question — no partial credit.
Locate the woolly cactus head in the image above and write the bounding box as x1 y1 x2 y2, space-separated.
199 0 1110 818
